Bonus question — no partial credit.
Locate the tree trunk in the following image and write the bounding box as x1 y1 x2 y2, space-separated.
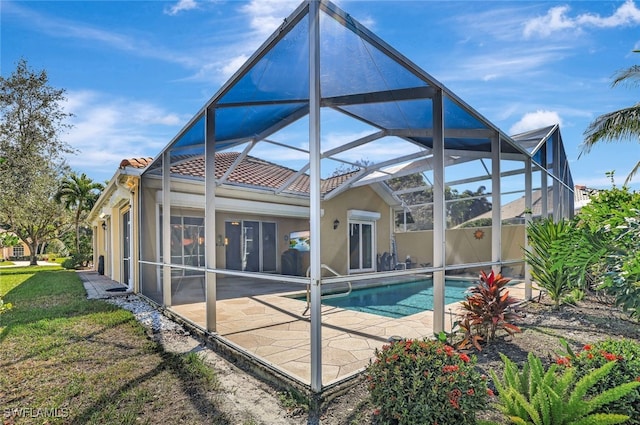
28 240 39 266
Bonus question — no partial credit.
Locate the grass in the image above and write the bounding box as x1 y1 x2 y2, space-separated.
0 260 15 266
0 266 235 424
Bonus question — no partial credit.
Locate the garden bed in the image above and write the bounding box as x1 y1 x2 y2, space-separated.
317 294 640 424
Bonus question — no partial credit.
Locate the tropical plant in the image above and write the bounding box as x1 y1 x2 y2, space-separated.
491 351 640 425
366 338 489 425
582 53 640 186
524 217 574 307
0 232 19 250
551 188 640 316
54 172 103 257
457 270 521 349
559 338 640 424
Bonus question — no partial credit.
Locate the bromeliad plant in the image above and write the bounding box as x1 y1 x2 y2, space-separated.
457 270 521 350
491 351 640 425
366 338 489 425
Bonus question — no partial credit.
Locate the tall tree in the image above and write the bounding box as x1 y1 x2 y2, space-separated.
55 172 103 256
582 53 640 185
0 59 74 265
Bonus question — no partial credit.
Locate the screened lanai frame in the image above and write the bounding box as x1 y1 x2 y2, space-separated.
137 0 574 393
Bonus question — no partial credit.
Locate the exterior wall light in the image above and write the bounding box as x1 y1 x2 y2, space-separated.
333 219 340 230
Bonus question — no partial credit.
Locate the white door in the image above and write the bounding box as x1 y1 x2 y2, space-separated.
348 221 375 273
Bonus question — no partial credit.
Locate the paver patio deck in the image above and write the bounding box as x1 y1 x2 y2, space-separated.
78 270 535 387
171 281 536 386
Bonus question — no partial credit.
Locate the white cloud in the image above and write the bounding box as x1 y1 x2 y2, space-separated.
239 0 300 38
524 0 640 38
445 46 567 83
222 55 250 80
165 0 199 16
61 91 184 180
509 110 562 135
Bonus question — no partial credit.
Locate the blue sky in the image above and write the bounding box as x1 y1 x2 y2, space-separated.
2 0 639 191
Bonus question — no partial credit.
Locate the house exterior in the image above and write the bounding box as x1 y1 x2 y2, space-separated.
0 229 31 260
89 0 575 393
90 153 398 294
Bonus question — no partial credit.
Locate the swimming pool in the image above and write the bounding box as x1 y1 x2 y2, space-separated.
314 279 474 318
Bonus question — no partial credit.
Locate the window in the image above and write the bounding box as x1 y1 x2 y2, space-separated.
12 244 24 258
160 214 205 274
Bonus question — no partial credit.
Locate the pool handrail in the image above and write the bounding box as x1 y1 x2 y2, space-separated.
304 264 353 312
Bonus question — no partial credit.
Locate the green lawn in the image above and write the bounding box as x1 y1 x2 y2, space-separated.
0 266 238 424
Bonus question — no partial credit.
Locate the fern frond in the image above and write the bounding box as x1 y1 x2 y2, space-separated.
509 416 529 425
510 389 543 425
584 381 640 416
533 386 551 425
566 361 617 410
555 366 575 396
547 387 565 424
567 413 631 425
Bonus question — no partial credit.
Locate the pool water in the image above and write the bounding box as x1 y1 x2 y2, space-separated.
318 279 473 318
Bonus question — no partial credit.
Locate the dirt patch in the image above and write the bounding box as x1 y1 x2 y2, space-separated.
144 294 639 424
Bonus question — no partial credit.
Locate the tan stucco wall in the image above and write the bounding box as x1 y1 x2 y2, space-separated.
136 180 392 277
394 224 526 274
321 185 392 275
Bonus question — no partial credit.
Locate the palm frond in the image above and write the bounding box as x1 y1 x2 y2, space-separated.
612 64 640 87
623 160 640 186
581 106 640 154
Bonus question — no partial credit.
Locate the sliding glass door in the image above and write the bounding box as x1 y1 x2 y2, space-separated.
349 221 374 273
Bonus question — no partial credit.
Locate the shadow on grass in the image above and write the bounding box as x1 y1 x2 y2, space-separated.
68 349 232 425
1 267 235 425
0 269 121 344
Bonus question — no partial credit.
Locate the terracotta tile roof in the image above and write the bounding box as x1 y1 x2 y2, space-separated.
119 157 153 169
165 152 358 195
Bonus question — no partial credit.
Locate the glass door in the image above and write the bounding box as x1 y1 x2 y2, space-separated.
242 221 260 271
225 220 277 272
349 221 374 273
262 222 277 272
225 221 242 270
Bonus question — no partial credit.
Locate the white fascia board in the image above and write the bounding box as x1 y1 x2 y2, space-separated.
156 191 311 218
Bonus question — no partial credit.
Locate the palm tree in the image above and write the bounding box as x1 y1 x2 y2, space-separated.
54 172 104 255
582 55 640 186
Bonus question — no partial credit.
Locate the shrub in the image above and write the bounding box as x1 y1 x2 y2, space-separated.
366 338 489 425
492 351 640 425
457 270 521 350
61 255 82 270
0 294 12 314
559 338 640 424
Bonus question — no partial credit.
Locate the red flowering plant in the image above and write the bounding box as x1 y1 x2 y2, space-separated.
457 270 522 350
558 338 640 424
366 338 489 425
